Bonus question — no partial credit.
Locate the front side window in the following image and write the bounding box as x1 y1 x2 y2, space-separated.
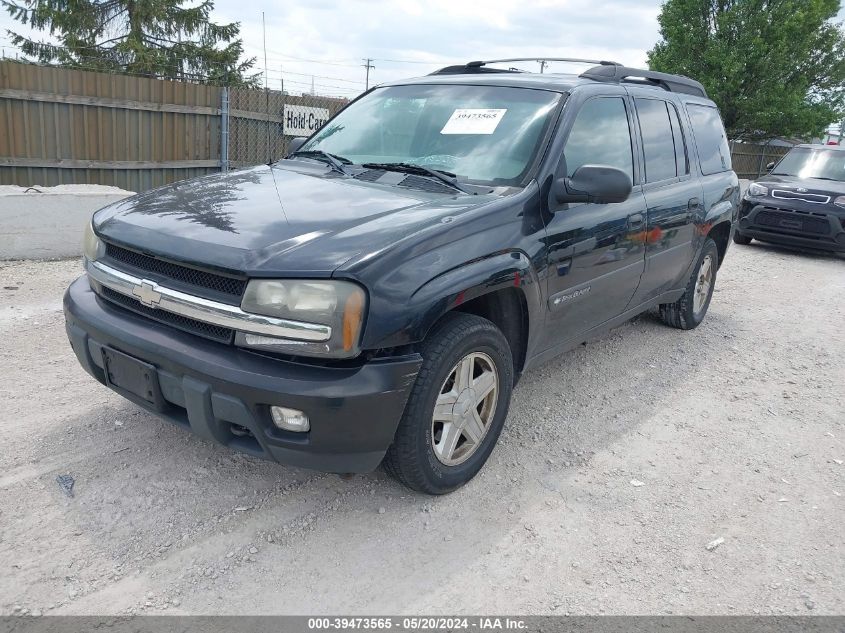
687 104 731 175
299 84 562 186
563 97 634 180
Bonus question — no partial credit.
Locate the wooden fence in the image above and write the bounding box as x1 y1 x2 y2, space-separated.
0 61 350 192
0 61 222 191
0 60 798 191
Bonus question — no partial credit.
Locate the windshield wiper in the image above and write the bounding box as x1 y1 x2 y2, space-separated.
290 150 352 175
362 162 479 195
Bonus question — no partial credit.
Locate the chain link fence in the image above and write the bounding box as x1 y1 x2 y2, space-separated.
223 87 352 171
729 140 794 180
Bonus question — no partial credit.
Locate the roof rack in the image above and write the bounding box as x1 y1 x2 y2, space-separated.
580 64 707 98
430 57 620 75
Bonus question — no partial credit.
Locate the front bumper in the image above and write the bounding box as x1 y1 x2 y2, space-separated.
738 199 845 253
63 276 421 473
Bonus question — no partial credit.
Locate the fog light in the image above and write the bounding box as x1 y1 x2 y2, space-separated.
270 406 310 432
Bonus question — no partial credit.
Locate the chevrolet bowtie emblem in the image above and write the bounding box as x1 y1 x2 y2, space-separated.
132 279 162 308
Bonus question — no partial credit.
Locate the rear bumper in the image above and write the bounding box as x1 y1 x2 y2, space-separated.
63 276 421 473
738 200 845 253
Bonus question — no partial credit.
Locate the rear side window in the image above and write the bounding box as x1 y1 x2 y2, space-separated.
686 104 731 175
635 98 677 182
667 103 689 175
563 97 634 180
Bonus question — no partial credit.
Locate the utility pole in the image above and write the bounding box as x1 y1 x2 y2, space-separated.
839 118 844 145
362 58 375 90
538 60 548 74
262 11 271 163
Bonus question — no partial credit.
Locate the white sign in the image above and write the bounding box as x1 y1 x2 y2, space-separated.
440 108 507 135
283 104 330 137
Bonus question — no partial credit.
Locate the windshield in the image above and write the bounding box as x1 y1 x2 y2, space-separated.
772 147 845 182
298 84 562 186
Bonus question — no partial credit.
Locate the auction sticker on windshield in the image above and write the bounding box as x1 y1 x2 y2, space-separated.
441 108 507 134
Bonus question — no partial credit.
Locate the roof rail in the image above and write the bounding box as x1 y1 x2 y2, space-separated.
580 64 707 98
429 64 523 75
430 57 620 76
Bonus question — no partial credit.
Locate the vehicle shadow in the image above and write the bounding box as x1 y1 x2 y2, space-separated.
8 302 745 613
738 240 845 262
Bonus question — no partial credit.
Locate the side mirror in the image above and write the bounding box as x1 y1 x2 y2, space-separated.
765 161 775 172
288 137 308 155
553 164 632 205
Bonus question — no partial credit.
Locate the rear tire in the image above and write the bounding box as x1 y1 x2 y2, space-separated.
383 312 513 494
733 230 752 245
659 238 719 330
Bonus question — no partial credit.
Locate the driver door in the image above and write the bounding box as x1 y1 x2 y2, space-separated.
539 94 647 352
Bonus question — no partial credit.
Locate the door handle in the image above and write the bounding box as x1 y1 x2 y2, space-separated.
687 197 700 220
628 213 645 229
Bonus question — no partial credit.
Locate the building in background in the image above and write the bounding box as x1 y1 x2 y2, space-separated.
822 121 844 144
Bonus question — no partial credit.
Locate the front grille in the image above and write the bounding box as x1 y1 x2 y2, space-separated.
755 209 830 235
100 287 234 344
771 189 830 204
105 243 246 299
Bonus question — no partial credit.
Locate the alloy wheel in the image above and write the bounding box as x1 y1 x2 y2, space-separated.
431 352 499 466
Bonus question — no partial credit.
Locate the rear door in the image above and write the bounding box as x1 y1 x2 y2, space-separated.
628 92 702 304
540 90 648 351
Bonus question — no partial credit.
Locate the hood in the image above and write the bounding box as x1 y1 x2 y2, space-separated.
755 174 845 196
94 163 495 276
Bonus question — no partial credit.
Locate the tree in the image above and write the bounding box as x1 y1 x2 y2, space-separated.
2 0 258 85
648 0 845 140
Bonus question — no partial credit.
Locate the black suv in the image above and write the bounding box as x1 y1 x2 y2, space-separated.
736 143 845 253
64 58 739 494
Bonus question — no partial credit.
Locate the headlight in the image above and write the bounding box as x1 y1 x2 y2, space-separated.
834 195 845 209
82 220 104 262
237 279 367 358
747 182 768 197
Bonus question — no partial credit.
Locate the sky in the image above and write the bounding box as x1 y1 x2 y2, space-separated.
214 0 666 97
0 0 843 113
0 0 666 97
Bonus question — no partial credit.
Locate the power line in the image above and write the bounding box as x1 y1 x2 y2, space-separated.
260 68 365 85
274 78 361 93
371 56 453 65
262 51 361 68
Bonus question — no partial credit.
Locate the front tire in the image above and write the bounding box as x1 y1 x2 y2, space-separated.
659 238 719 330
383 312 514 494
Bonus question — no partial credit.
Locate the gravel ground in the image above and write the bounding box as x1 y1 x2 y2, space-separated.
0 242 843 616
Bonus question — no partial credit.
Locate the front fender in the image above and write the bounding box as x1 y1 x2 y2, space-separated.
362 250 543 350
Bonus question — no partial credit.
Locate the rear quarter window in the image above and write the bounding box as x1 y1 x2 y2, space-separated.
686 104 731 175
